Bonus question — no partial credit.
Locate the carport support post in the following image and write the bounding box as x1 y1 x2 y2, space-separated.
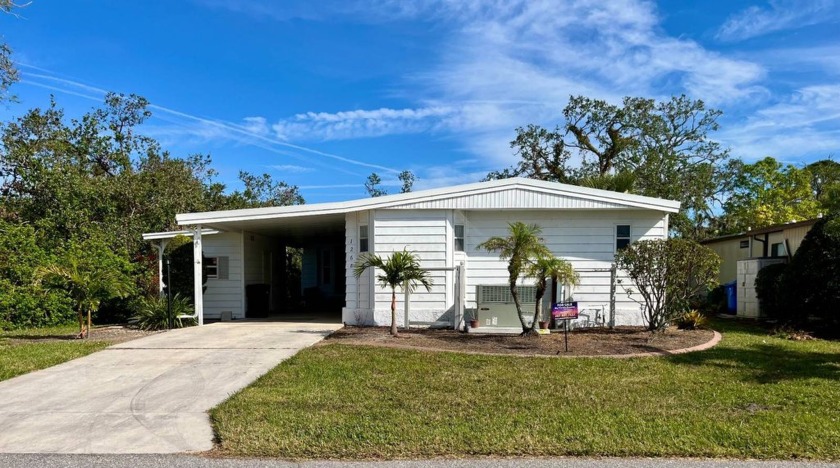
156 240 169 295
193 226 204 326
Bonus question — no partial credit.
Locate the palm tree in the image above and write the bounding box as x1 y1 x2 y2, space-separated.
526 255 579 332
478 222 550 335
353 249 433 337
36 259 133 339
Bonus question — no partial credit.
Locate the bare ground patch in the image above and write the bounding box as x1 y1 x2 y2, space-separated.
321 325 714 357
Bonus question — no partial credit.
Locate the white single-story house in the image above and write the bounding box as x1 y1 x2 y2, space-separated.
143 178 680 329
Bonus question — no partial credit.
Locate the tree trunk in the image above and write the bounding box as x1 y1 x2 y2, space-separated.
77 310 84 339
390 289 398 337
509 278 529 333
86 308 92 340
531 284 546 333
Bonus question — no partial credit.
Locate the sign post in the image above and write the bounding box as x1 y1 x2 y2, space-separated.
551 302 578 352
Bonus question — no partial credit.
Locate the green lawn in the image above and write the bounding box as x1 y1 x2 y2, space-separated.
211 320 840 460
0 324 110 382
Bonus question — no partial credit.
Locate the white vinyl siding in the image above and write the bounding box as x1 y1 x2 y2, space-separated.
201 232 243 320
464 210 667 327
343 210 373 324
370 209 449 325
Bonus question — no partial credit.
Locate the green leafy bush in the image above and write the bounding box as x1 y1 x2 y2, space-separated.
675 310 707 330
754 262 788 321
704 285 728 315
130 293 196 331
779 216 840 331
0 221 75 329
615 238 721 331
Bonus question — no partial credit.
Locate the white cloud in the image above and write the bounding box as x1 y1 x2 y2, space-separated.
240 116 270 136
720 84 840 161
243 0 767 169
272 106 457 141
269 164 314 174
716 0 839 42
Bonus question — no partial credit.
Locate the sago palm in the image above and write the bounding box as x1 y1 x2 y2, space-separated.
478 222 550 334
353 249 433 336
526 254 579 332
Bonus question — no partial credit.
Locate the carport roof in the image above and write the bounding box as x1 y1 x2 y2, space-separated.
176 177 681 229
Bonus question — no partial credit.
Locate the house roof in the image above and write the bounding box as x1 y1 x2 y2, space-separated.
700 218 819 245
141 229 220 241
176 177 681 227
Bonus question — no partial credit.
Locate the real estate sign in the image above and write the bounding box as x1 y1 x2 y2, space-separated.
552 302 579 320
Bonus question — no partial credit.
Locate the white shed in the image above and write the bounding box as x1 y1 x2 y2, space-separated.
144 178 680 328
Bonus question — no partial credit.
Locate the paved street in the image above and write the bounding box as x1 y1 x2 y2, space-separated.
0 455 836 468
0 318 342 454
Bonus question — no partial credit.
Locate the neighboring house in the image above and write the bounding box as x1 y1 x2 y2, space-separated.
700 219 818 284
144 178 680 328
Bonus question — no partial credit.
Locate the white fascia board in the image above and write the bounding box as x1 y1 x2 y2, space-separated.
175 178 681 226
141 229 221 241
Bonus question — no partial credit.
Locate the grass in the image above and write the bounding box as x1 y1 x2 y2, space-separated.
211 319 840 460
0 324 110 382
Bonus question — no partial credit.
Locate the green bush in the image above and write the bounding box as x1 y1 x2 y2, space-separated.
779 216 840 331
129 293 196 331
615 238 721 331
162 235 208 305
754 262 788 321
0 221 75 329
704 285 728 314
675 309 707 330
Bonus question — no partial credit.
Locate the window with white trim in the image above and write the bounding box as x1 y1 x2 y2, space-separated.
359 225 369 252
454 224 465 252
205 256 219 279
616 225 631 251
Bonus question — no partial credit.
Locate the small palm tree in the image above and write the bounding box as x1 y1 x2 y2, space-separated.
353 249 433 336
37 258 134 339
478 222 550 335
526 255 579 332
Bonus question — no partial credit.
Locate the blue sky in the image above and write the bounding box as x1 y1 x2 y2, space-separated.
1 0 839 203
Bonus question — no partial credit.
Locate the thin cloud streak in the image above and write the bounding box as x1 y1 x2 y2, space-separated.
716 0 839 42
15 67 400 175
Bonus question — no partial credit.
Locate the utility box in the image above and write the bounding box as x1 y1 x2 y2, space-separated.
736 258 786 318
476 285 538 328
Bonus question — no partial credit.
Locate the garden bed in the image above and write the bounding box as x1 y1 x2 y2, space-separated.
322 325 714 357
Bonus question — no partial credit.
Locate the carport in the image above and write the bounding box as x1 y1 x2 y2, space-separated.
145 207 348 325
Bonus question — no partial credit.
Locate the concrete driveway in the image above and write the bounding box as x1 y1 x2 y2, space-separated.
0 318 342 454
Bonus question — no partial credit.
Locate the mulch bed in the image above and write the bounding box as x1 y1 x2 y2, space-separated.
4 325 159 345
322 325 715 357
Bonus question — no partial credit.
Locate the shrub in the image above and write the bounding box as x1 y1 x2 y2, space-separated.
705 285 728 315
129 293 196 331
0 221 75 329
754 262 788 321
779 216 840 331
615 238 721 331
162 235 208 305
675 310 707 330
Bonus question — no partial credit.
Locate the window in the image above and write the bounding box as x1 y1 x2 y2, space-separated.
359 225 369 252
771 242 786 257
616 225 631 250
739 240 749 249
205 256 218 279
454 224 465 252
